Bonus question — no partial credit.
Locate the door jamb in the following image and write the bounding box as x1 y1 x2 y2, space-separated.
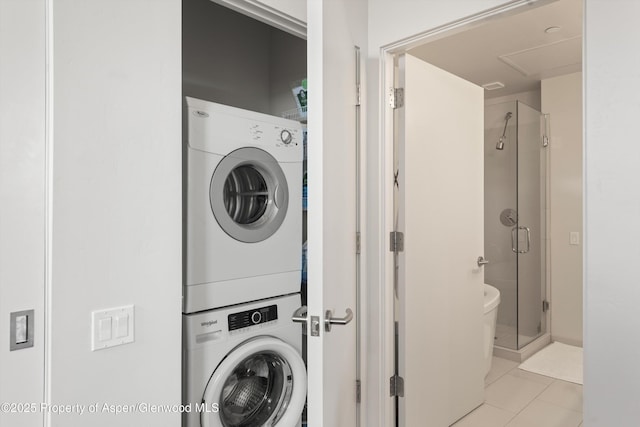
376 1 555 424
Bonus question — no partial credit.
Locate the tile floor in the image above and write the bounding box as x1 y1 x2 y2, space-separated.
452 356 583 427
494 324 538 350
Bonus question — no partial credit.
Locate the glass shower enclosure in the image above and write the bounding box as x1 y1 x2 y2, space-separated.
484 100 548 350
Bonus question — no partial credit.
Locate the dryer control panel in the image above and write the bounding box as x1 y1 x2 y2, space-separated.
228 304 278 331
249 124 301 150
186 96 303 162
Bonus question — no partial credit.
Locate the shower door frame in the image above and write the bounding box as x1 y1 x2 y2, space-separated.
517 100 550 350
484 100 550 351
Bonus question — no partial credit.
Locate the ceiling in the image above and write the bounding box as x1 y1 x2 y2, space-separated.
408 0 583 98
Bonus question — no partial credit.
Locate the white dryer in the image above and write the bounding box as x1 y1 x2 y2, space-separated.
182 294 306 427
185 98 303 313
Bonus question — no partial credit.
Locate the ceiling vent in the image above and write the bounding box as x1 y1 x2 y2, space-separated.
482 82 505 91
498 36 582 77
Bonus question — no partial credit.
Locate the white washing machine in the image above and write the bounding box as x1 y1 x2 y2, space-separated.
183 294 306 427
185 97 303 313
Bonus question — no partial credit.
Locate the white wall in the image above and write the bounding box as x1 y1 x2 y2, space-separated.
50 1 182 426
0 1 45 425
542 72 583 347
584 1 640 425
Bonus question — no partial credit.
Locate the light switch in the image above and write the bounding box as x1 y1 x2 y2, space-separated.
115 314 128 338
91 305 134 351
570 231 580 245
99 317 112 341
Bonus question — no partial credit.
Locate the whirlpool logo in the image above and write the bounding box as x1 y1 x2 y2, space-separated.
201 320 218 327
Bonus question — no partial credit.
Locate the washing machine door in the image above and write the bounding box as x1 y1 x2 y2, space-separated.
210 147 289 243
201 336 306 427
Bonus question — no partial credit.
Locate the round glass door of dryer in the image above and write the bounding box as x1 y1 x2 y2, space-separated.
210 148 289 243
201 337 307 427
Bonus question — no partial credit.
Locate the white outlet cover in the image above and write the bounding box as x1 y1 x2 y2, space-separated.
91 305 134 351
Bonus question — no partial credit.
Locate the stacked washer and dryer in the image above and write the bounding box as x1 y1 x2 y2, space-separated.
183 97 306 427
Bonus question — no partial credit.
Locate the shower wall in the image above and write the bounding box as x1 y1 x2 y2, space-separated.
484 93 547 350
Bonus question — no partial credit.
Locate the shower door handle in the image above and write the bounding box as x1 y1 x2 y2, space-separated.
511 226 531 254
523 226 531 253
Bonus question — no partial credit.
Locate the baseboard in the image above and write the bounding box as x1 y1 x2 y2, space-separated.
551 335 583 348
493 333 552 362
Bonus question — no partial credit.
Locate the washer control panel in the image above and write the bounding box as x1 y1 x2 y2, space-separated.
228 304 278 331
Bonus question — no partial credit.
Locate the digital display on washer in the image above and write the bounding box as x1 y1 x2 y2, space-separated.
228 304 278 331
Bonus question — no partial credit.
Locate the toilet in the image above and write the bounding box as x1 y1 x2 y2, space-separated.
483 284 501 377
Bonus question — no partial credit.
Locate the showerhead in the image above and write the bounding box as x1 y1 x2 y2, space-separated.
496 112 513 150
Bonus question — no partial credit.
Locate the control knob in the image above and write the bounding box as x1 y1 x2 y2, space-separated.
280 129 293 145
251 311 262 324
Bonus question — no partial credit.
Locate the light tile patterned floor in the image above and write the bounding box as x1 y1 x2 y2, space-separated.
452 356 583 427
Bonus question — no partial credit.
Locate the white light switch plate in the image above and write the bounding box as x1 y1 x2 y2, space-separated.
91 305 134 351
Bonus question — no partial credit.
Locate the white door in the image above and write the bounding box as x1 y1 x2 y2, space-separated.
305 0 366 425
396 54 485 426
0 2 46 426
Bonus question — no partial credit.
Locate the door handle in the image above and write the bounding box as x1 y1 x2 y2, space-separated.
291 305 308 324
523 226 531 253
292 306 320 336
511 226 531 254
477 256 489 267
325 308 353 332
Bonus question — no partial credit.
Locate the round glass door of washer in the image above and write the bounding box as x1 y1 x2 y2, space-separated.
201 337 307 427
210 148 289 243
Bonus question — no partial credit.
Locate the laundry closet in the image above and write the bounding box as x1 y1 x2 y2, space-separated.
182 0 308 283
182 1 309 426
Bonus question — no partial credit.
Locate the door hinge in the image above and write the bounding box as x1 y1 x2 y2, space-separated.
542 300 550 313
356 232 361 255
356 84 361 107
356 379 361 403
390 374 404 397
390 231 404 253
389 87 404 109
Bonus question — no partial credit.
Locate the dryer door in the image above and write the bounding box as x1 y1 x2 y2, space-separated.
210 147 289 243
201 336 306 427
